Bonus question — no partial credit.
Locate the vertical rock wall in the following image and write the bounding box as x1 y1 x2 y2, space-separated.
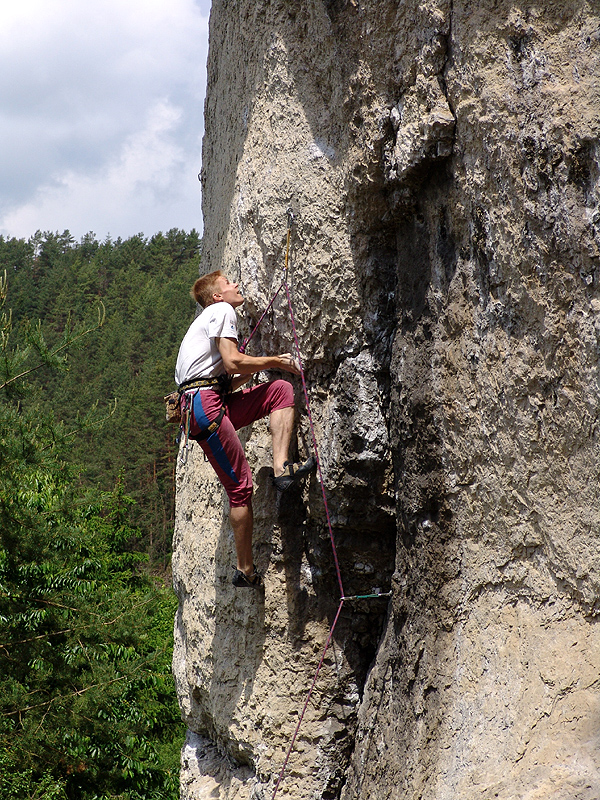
173 1 600 798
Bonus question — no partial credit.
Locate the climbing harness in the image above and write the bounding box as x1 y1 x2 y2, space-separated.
177 375 232 465
240 209 392 799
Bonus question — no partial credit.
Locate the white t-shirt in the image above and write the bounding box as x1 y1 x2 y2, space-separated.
174 302 238 385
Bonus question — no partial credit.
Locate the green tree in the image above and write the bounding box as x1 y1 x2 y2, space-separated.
0 274 182 799
2 229 201 566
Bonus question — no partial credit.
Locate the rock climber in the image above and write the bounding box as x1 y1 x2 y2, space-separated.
175 270 316 589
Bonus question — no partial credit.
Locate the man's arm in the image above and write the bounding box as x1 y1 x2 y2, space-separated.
216 337 300 377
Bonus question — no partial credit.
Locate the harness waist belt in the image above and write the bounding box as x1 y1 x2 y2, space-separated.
178 375 228 393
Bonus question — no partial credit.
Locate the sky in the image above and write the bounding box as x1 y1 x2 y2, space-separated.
0 0 211 243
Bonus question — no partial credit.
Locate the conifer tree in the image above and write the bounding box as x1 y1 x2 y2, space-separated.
1 228 201 565
0 272 181 800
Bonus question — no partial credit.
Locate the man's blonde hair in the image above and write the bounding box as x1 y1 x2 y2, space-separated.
190 270 224 308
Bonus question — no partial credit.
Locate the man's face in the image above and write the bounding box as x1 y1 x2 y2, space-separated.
213 275 244 307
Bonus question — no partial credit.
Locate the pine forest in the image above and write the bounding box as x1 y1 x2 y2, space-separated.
0 228 201 799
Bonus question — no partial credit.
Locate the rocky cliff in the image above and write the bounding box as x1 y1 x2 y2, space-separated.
172 2 600 798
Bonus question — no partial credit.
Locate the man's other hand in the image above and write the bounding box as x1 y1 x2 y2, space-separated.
278 354 301 375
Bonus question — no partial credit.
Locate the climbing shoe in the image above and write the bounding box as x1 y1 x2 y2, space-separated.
232 567 263 589
272 456 317 492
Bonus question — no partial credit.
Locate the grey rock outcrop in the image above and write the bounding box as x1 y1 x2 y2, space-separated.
173 1 600 798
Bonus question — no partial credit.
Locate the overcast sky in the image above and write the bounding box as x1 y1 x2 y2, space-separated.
0 0 211 243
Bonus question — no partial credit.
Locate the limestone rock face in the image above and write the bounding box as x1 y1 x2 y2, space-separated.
173 1 600 798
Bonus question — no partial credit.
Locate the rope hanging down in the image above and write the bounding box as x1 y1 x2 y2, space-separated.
239 210 391 800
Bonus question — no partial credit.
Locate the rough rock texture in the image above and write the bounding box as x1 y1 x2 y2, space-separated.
173 1 600 798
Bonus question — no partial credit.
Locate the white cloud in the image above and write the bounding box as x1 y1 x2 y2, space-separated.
0 0 210 240
2 100 201 239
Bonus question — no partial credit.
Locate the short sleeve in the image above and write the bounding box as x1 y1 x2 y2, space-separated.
206 303 238 340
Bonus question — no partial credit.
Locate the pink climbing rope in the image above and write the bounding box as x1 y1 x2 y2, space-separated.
239 282 285 354
240 213 387 799
271 599 345 799
240 213 293 355
241 242 345 597
284 280 345 599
